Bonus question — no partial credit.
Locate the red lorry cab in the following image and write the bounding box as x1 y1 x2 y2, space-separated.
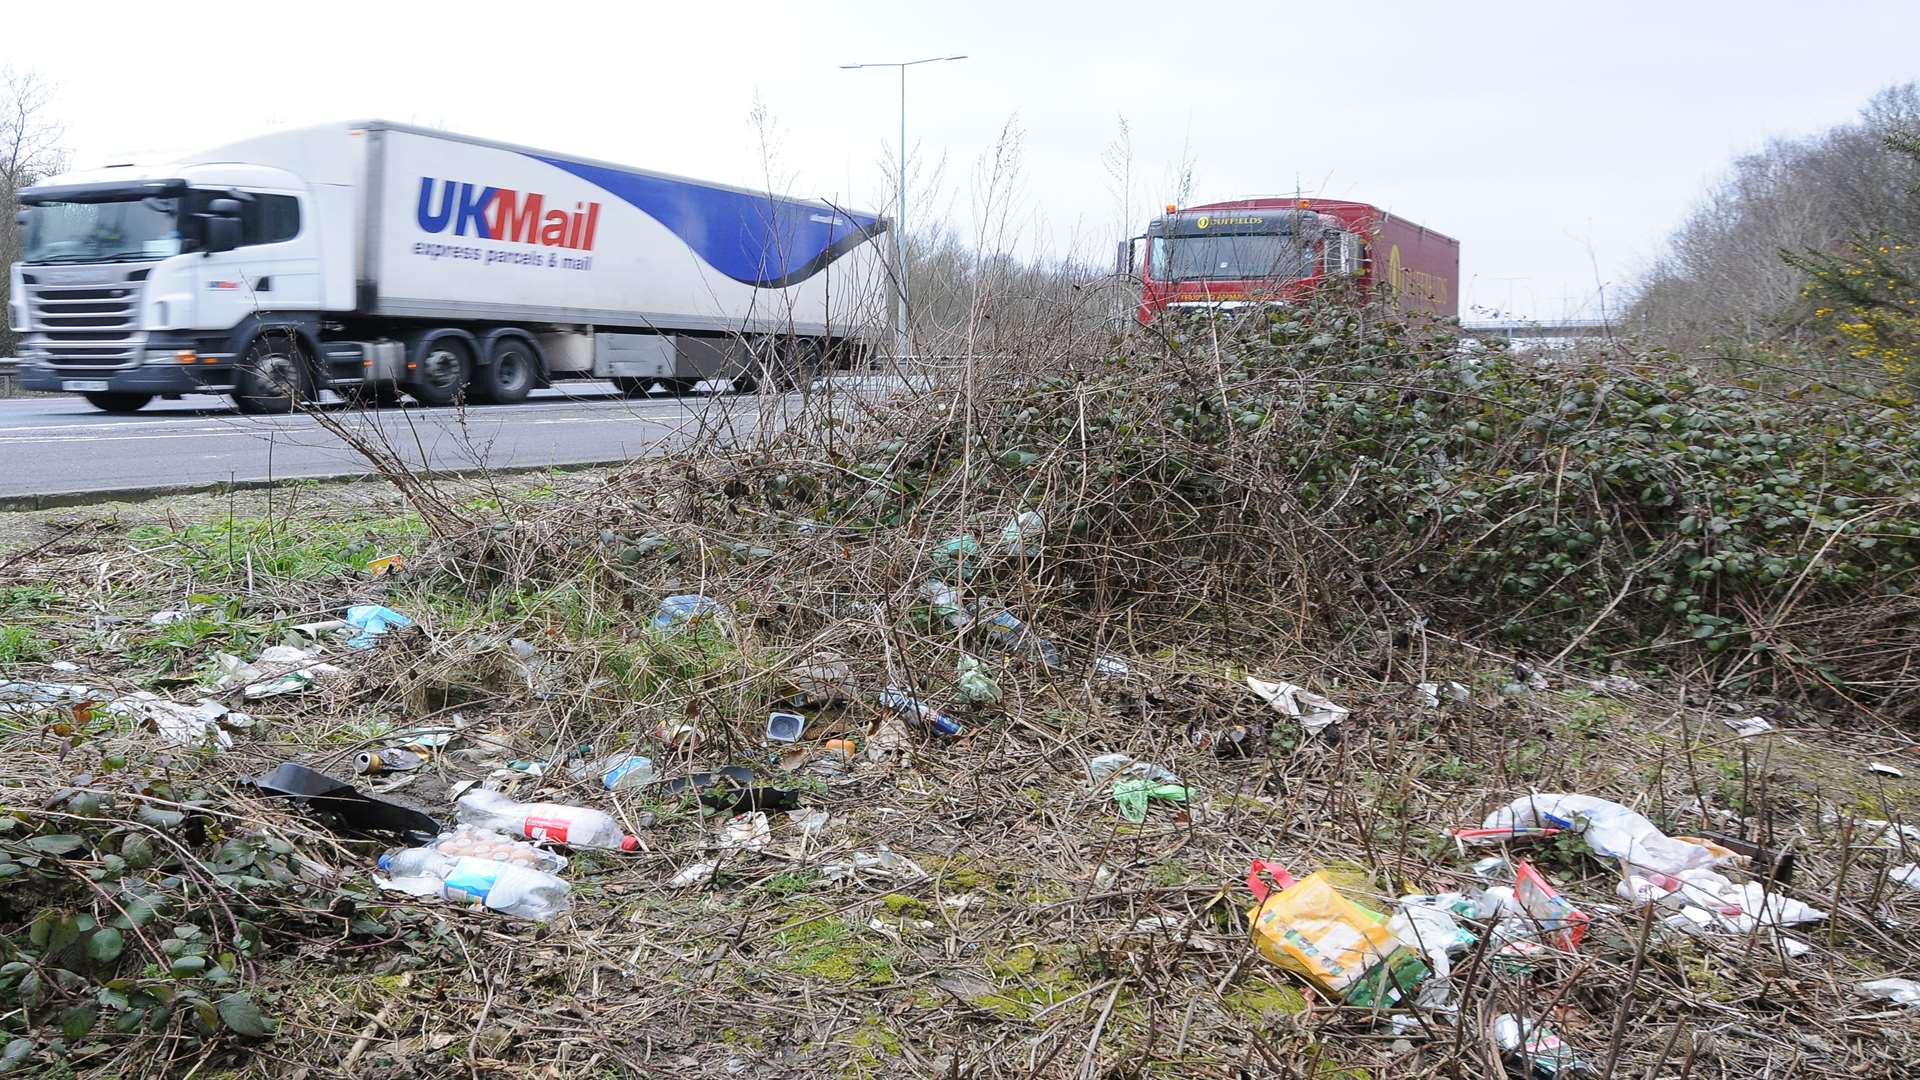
1129 197 1459 323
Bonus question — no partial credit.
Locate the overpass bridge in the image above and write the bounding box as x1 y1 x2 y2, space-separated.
1460 318 1618 341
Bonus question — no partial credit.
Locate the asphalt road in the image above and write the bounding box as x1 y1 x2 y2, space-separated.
0 383 764 501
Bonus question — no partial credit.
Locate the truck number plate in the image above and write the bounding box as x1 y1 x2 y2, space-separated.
61 381 110 392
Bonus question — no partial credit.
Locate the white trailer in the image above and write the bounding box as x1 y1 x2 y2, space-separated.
8 121 887 412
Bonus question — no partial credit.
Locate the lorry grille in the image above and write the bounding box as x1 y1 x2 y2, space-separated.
21 265 150 371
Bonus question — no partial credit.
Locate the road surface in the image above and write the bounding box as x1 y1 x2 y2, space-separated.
0 383 768 501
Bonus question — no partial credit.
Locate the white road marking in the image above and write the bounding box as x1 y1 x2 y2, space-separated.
0 400 710 437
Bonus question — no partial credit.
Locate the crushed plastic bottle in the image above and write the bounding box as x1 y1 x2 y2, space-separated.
653 594 720 630
878 686 962 737
455 788 639 850
974 607 1062 668
932 535 982 579
377 847 571 921
569 752 656 791
999 511 1045 557
1491 1014 1591 1077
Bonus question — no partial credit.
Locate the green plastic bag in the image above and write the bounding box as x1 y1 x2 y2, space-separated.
1113 778 1189 823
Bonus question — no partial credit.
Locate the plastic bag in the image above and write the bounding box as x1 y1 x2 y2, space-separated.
1479 793 1715 878
1112 778 1188 823
1388 897 1476 979
344 604 412 649
1246 860 1429 1007
1245 676 1349 735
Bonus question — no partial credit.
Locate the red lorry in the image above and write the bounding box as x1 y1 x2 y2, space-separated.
1124 197 1459 323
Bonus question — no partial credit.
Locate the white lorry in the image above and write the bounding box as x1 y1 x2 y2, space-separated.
8 121 887 412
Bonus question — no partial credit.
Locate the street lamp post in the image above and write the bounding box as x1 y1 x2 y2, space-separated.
840 55 967 361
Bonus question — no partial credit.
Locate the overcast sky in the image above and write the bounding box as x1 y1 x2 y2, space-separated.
7 1 1919 319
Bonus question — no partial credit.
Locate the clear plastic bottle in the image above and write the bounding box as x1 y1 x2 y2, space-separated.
429 824 568 872
377 847 571 921
568 752 656 791
455 788 639 850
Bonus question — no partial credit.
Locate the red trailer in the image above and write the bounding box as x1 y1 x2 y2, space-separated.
1124 197 1458 323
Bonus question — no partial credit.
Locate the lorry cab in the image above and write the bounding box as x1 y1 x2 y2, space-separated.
1122 197 1458 324
11 162 325 411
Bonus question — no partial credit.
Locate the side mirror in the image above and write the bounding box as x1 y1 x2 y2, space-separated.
209 198 243 217
204 216 241 254
14 210 27 228
1115 239 1133 275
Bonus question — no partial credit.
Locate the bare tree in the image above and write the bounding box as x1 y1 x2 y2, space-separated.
1 67 67 359
1630 81 1920 351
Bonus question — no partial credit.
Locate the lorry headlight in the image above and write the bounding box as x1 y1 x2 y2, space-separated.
5 300 24 332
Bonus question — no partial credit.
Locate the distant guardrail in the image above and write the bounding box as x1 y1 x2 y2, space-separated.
0 357 17 398
1460 319 1616 341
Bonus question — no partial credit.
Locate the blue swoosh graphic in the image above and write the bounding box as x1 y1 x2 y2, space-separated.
527 154 884 288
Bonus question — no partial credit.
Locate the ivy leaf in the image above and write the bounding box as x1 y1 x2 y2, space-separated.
60 1004 98 1039
25 834 86 856
216 992 276 1038
86 928 125 964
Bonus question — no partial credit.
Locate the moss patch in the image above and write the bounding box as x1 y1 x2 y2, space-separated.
1224 980 1308 1022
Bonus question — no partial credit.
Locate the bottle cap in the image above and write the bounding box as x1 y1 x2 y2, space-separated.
376 852 393 871
619 835 639 851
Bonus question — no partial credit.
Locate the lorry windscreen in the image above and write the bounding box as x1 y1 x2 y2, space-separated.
21 197 184 263
1152 233 1314 283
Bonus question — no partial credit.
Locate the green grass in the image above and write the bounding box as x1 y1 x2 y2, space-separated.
762 871 820 898
0 625 51 663
0 584 64 614
127 514 426 582
773 918 894 984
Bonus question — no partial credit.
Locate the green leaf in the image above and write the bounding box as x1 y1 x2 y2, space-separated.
60 1004 98 1039
86 928 124 965
46 914 81 954
168 955 206 977
0 1039 31 1073
120 833 155 869
25 834 86 856
216 992 274 1038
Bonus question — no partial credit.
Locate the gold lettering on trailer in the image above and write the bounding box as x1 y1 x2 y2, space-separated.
1383 244 1448 306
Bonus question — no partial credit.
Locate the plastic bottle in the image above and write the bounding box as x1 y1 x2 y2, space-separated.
377 847 571 921
653 594 719 630
568 752 656 791
428 824 568 872
455 789 639 850
878 686 963 737
974 608 1063 668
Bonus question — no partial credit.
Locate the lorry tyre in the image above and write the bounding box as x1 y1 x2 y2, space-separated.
612 376 655 397
474 340 534 404
233 335 309 414
83 392 152 413
409 341 470 406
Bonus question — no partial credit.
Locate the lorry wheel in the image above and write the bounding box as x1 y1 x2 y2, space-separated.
83 392 152 413
474 341 534 404
409 342 470 406
233 337 308 414
612 376 655 397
